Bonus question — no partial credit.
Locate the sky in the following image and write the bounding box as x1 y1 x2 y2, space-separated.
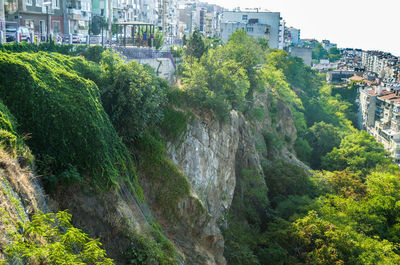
206 0 400 56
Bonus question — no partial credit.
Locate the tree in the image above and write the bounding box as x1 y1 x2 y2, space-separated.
154 29 165 50
181 47 250 118
225 30 265 95
305 121 341 168
312 43 329 62
100 50 168 144
329 47 341 62
185 29 205 59
322 130 390 175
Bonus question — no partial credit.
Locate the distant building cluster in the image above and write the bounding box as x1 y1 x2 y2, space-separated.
325 48 400 163
360 87 400 163
0 0 310 49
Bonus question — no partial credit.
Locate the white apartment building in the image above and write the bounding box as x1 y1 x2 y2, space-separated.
219 9 282 49
360 86 400 163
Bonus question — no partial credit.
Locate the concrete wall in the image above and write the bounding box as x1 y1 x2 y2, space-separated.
289 47 312 66
127 57 176 82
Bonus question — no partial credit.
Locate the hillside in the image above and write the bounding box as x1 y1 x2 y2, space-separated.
0 32 400 265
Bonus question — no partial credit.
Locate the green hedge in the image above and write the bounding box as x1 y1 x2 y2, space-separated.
0 42 105 63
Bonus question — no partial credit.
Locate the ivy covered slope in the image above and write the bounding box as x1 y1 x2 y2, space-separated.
0 98 113 264
0 51 137 191
0 49 195 265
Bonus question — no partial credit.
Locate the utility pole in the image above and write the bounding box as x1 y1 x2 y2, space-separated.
0 0 5 43
108 0 112 44
43 1 52 42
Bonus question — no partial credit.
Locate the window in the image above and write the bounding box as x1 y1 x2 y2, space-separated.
36 0 42 7
53 0 59 9
242 14 248 20
26 0 32 6
25 19 35 31
52 21 60 33
246 27 253 32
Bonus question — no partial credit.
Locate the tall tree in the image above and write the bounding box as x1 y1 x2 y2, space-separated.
185 29 205 59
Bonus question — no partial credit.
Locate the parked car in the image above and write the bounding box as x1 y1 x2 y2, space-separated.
18 27 31 42
64 34 86 44
5 24 31 43
5 23 17 42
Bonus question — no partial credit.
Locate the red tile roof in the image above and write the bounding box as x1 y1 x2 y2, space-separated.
379 94 397 99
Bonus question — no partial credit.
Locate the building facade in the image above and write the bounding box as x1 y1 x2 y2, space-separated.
5 0 65 37
360 87 400 163
219 9 282 49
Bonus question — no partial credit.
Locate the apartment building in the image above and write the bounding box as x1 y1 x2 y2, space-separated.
362 50 400 80
5 0 64 36
322 39 337 51
286 26 300 46
219 9 282 49
360 86 400 163
177 1 221 37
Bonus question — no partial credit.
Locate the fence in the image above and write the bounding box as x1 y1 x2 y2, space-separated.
113 47 176 70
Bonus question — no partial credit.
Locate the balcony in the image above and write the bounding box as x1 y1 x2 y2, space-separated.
68 8 82 15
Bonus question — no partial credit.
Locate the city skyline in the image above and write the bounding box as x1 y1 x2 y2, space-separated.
207 0 400 56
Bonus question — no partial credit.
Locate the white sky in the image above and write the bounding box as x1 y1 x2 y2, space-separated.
207 0 400 56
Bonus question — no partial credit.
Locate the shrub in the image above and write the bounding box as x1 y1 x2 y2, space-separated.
100 50 168 145
2 210 114 265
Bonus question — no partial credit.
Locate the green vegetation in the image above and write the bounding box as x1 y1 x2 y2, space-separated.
0 51 137 192
0 100 31 160
179 30 268 119
0 42 105 63
126 222 178 265
1 210 114 264
219 30 400 265
0 48 185 264
99 50 168 145
312 42 342 63
185 29 206 59
1 31 399 265
154 30 165 50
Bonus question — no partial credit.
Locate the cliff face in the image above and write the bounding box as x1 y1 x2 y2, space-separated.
0 150 48 260
166 89 300 265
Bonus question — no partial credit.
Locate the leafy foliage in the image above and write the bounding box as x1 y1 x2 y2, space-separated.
0 42 105 63
100 50 168 144
154 30 165 50
0 51 138 191
322 130 389 175
126 222 178 265
2 210 114 265
185 29 205 59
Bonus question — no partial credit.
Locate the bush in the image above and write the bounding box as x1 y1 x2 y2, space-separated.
2 210 114 265
100 50 168 145
0 43 105 63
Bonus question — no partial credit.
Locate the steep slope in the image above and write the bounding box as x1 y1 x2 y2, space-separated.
0 51 180 264
166 88 302 264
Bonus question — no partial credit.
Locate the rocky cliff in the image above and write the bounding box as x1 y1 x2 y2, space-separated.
166 89 301 265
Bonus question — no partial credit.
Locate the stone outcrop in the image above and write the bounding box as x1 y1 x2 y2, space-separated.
166 89 301 265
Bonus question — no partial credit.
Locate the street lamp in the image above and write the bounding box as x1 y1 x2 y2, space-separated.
43 1 52 42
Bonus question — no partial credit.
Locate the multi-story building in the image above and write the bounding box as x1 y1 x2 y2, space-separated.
322 39 337 51
219 9 282 49
66 0 91 34
360 86 400 163
286 26 299 46
177 1 221 37
361 50 400 81
5 0 65 37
